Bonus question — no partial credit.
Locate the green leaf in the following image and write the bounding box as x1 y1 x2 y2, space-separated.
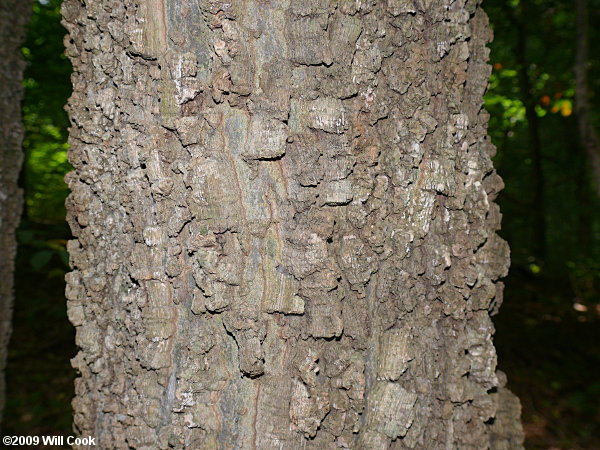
30 250 53 271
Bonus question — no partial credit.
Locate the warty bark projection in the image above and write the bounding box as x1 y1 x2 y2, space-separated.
62 0 524 447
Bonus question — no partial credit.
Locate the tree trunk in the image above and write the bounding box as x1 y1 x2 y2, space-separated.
62 0 524 447
502 1 546 263
0 0 31 430
574 0 600 198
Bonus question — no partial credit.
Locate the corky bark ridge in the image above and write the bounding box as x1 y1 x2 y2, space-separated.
62 0 524 447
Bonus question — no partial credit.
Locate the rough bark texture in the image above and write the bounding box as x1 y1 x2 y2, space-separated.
0 0 31 430
62 0 524 447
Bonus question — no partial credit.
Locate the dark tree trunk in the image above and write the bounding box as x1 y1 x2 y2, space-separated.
62 0 524 447
0 0 31 431
575 0 600 197
503 2 546 262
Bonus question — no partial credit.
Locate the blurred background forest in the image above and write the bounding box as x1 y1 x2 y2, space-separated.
4 0 600 448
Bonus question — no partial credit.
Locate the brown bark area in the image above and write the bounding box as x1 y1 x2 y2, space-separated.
62 0 524 447
0 0 31 430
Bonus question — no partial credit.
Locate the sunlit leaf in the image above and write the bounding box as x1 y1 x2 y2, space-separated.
560 100 573 117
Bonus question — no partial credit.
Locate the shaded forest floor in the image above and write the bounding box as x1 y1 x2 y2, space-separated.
3 225 600 449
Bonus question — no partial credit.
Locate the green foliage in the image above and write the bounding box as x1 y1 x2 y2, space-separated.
17 223 69 274
485 0 600 447
21 0 71 224
4 2 75 436
485 0 600 272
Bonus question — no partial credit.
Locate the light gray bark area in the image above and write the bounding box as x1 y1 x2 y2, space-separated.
62 0 524 447
0 0 31 430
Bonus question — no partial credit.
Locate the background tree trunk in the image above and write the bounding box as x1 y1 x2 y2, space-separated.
575 0 600 198
62 0 524 447
0 0 31 431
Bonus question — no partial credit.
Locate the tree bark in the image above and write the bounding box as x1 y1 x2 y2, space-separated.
0 0 31 431
574 0 600 198
62 0 524 447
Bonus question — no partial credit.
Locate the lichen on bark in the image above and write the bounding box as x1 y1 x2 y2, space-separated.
62 0 524 447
